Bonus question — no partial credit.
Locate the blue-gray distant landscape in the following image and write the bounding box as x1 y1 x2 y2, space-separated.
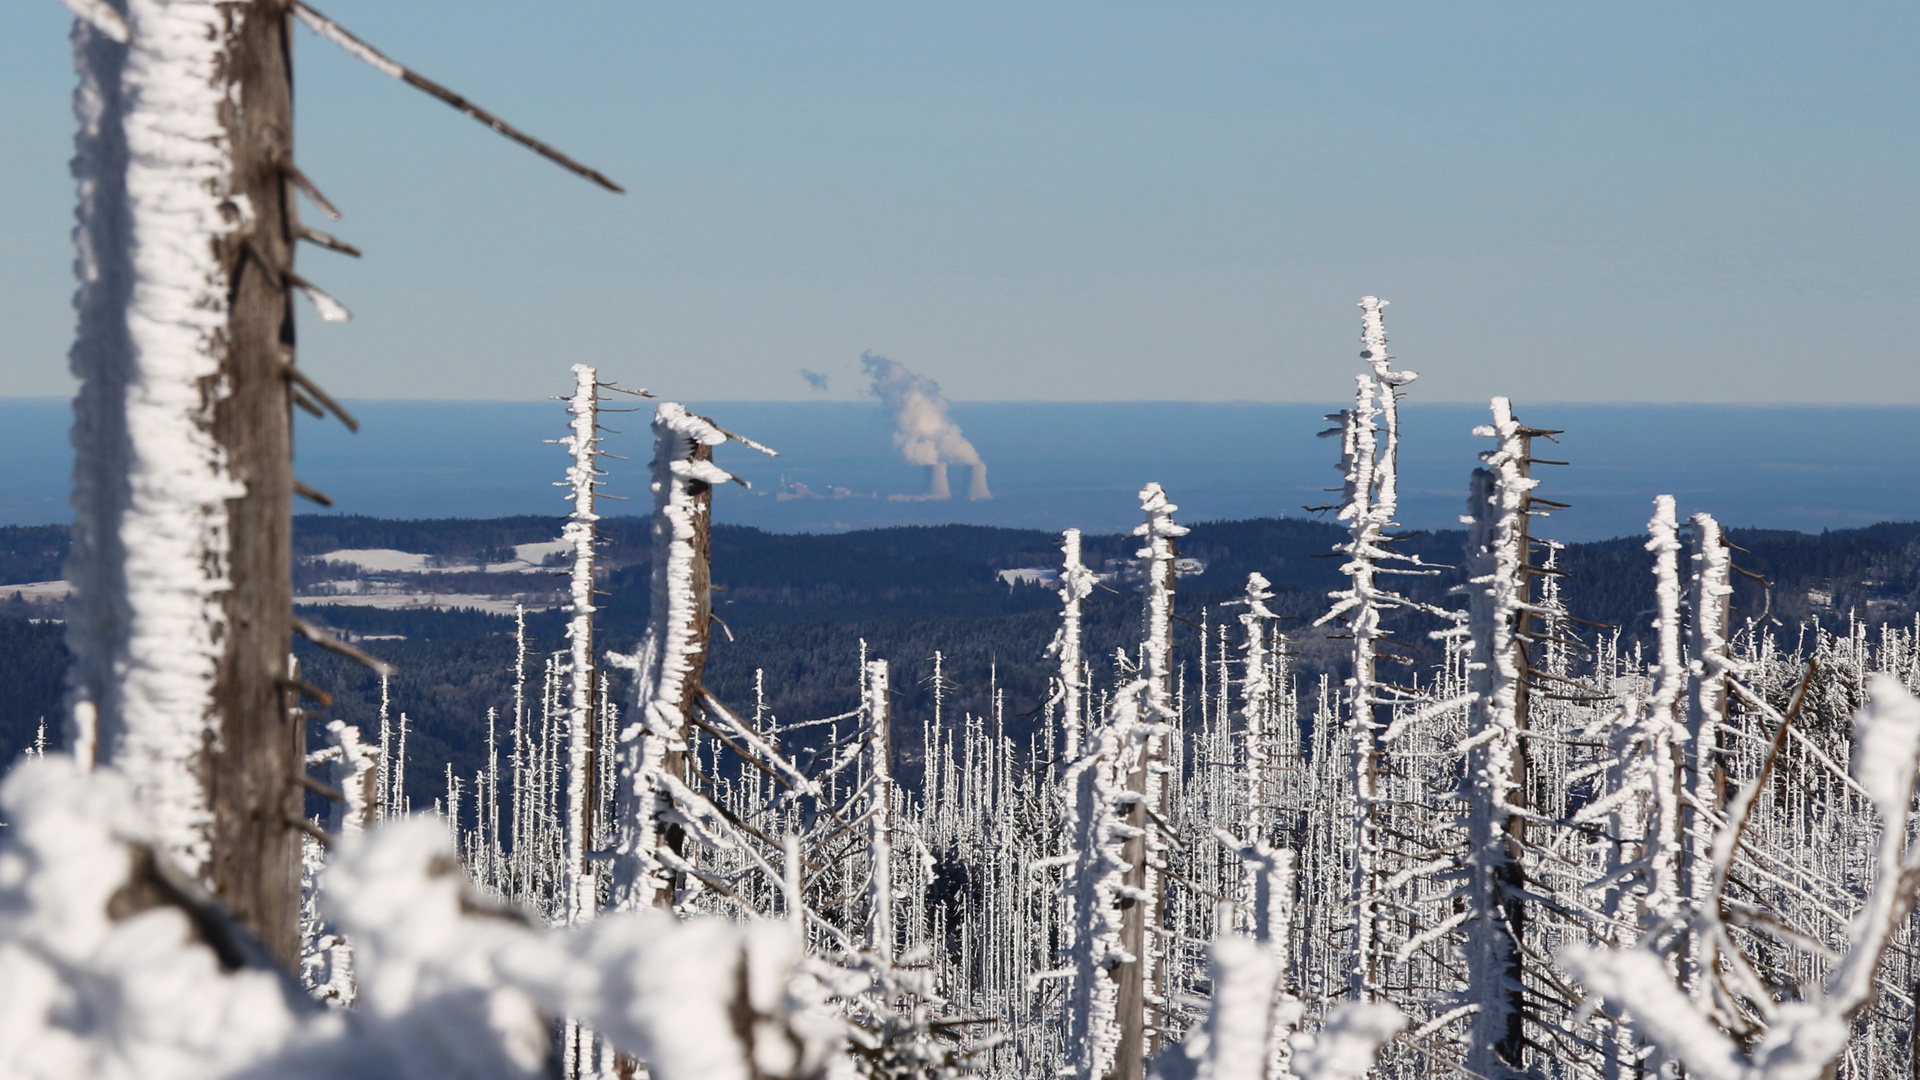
0 398 1912 542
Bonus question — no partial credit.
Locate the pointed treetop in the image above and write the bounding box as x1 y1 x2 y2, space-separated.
1358 295 1417 387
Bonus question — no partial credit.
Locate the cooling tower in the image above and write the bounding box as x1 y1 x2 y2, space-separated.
926 463 951 500
967 463 991 500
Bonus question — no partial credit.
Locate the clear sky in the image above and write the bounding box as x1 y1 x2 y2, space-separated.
2 2 1917 403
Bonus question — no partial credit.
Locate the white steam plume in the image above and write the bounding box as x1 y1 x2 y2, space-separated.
862 350 990 499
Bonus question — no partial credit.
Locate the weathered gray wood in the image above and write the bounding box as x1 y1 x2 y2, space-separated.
653 438 717 910
203 0 301 968
1110 546 1175 1080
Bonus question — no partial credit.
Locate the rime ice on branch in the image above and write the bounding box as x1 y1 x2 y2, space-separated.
1565 675 1920 1080
864 659 895 959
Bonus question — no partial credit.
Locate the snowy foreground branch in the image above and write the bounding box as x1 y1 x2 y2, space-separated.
1149 936 1402 1080
1562 674 1920 1080
0 757 843 1080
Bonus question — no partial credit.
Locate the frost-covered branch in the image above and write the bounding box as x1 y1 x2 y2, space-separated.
864 660 895 959
1061 681 1150 1080
1564 674 1920 1080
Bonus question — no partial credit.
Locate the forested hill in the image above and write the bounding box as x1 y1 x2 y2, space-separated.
5 514 1920 790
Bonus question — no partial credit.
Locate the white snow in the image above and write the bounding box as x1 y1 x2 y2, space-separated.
316 549 435 574
0 757 845 1080
506 538 570 568
1290 1003 1405 1080
0 581 74 602
313 540 568 577
66 0 252 879
296 594 555 616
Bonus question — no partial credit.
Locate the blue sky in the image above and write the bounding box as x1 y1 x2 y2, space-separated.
2 2 1917 403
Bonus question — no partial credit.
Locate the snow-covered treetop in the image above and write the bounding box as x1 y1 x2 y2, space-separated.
1358 296 1416 388
1135 483 1191 549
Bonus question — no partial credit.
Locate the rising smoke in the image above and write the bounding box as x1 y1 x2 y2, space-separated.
862 351 990 500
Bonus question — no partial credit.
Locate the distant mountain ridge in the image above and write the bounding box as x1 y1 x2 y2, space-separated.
8 513 1920 787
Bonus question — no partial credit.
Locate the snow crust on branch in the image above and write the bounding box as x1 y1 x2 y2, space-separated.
1288 1002 1404 1080
318 719 378 836
1230 573 1278 856
66 0 249 876
1134 482 1187 1027
1684 511 1737 995
1152 931 1399 1080
1573 496 1690 935
0 757 845 1080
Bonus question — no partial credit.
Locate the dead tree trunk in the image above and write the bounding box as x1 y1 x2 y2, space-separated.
67 0 300 967
654 438 716 907
1112 484 1185 1080
207 0 301 970
64 0 620 973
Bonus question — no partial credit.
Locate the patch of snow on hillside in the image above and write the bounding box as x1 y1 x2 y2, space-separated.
316 550 434 574
1 581 73 602
297 594 555 616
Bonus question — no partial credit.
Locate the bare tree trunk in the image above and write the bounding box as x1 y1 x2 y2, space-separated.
653 439 714 907
1112 484 1184 1080
206 0 300 970
613 404 729 914
68 0 300 967
1497 424 1535 1070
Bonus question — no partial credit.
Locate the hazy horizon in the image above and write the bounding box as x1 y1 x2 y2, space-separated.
3 398 1916 543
